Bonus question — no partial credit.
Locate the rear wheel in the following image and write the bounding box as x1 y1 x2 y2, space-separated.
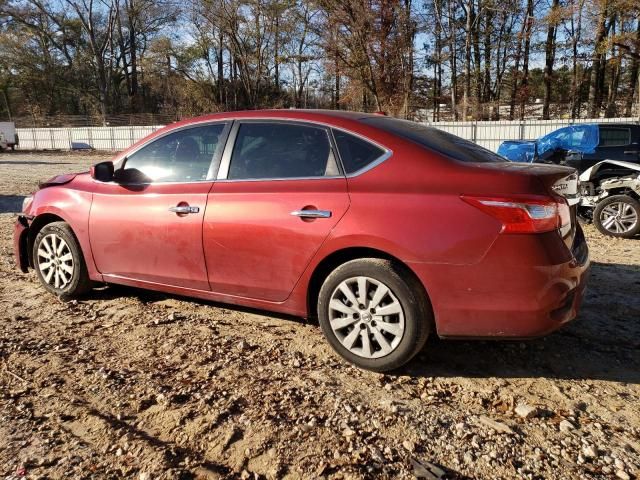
33 222 92 298
594 195 640 238
317 258 431 372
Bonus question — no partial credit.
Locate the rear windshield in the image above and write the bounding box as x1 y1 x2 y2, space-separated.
361 116 507 163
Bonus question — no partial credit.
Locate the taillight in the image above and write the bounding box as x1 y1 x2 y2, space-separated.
461 195 570 234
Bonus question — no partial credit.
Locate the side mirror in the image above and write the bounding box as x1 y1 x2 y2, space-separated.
90 161 114 182
112 167 152 184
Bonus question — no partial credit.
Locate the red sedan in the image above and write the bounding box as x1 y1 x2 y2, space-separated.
14 110 590 371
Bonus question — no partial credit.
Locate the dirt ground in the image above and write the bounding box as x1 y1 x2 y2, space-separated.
0 151 639 480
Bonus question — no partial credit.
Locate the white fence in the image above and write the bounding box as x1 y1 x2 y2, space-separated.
420 117 639 152
15 125 163 151
14 117 639 153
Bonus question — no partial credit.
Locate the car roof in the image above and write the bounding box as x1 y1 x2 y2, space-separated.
597 123 639 127
184 109 382 124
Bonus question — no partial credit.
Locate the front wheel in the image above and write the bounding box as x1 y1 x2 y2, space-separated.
33 222 92 298
317 258 431 372
593 195 640 238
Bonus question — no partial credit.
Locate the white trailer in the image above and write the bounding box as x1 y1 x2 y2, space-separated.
0 122 18 150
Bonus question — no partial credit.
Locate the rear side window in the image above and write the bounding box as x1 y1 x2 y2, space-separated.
362 116 506 163
228 123 338 179
599 127 631 147
333 130 386 174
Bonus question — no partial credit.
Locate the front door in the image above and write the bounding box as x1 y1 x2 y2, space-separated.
203 121 350 302
89 122 228 290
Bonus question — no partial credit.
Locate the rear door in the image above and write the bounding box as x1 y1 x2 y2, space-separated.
203 120 350 302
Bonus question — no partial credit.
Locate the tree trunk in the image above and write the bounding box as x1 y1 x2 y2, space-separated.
274 14 280 92
509 2 528 120
217 30 225 107
127 0 138 110
483 8 493 107
569 0 584 119
472 1 482 119
448 0 458 120
542 0 560 119
588 0 608 118
462 0 473 120
605 52 621 117
518 0 534 120
623 20 640 116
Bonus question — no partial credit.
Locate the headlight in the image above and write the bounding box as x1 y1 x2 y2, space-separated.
22 195 33 213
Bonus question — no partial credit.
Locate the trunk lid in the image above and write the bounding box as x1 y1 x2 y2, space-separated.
470 162 580 247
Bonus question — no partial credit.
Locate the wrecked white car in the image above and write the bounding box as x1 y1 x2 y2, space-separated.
579 160 640 238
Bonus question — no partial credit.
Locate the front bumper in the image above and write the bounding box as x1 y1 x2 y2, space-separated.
14 216 30 273
409 225 590 338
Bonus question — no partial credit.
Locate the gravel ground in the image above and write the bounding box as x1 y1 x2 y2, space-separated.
0 151 639 480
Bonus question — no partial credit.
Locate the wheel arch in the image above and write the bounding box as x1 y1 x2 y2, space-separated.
27 213 71 268
603 187 640 200
306 246 434 326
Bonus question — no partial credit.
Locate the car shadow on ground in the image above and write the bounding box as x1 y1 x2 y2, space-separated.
0 195 25 214
82 260 640 385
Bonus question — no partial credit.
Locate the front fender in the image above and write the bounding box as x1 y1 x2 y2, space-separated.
27 187 102 281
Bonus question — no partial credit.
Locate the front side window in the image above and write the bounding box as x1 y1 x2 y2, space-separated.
228 123 338 180
599 127 631 147
122 124 226 182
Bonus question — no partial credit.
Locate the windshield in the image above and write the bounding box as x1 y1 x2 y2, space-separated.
361 116 507 163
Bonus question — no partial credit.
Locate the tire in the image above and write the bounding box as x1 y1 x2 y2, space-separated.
317 258 431 372
33 222 92 299
593 194 640 239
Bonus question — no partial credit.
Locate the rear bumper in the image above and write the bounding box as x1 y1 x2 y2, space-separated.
14 216 30 273
410 226 590 338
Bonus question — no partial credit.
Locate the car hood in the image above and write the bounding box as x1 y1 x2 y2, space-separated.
497 140 536 162
38 172 79 189
579 160 640 182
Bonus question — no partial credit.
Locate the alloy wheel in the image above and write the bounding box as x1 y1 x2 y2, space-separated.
328 276 405 359
599 201 638 234
37 233 74 289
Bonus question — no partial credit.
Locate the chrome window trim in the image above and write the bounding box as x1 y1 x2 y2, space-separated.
215 175 345 183
343 149 393 178
107 115 393 184
91 179 217 187
217 119 345 182
111 120 231 186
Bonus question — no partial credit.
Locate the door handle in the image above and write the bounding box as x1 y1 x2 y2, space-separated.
290 209 332 219
624 150 639 155
169 205 200 214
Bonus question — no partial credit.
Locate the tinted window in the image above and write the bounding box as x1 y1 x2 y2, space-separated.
228 123 337 179
123 124 225 182
333 130 385 174
599 127 631 147
362 116 507 163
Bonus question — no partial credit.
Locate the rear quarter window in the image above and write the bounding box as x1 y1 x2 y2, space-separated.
362 116 507 163
332 130 386 174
